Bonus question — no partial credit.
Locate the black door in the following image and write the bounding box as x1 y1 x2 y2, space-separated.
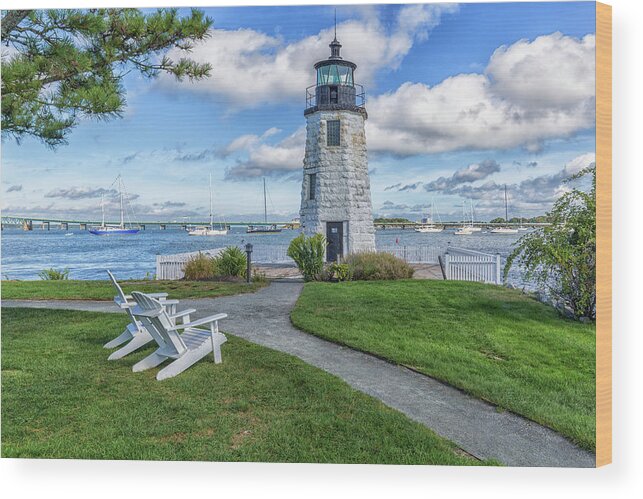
326 222 343 263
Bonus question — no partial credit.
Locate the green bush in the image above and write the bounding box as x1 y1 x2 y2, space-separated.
330 262 353 282
344 252 414 281
287 233 326 281
216 246 247 278
38 268 70 280
183 253 217 280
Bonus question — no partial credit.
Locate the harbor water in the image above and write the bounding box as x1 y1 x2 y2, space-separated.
0 226 531 287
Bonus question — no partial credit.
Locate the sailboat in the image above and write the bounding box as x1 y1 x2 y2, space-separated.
415 201 443 233
89 175 140 235
491 185 519 234
188 174 228 236
454 201 473 235
468 200 482 231
247 178 282 234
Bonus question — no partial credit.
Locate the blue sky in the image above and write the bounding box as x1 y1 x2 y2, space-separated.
1 2 597 222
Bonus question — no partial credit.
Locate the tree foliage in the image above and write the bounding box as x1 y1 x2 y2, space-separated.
504 165 596 320
1 8 212 147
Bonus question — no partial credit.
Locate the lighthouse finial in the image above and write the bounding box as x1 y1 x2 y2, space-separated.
329 9 342 59
334 8 337 40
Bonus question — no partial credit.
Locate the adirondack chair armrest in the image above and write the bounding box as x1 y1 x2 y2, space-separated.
134 308 164 318
161 299 180 306
114 297 133 309
148 292 169 299
171 313 227 331
169 308 196 321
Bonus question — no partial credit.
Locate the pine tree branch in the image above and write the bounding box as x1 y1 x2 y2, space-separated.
1 10 32 39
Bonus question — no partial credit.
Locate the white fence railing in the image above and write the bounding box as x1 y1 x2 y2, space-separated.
156 248 223 280
444 247 501 284
155 243 443 281
378 245 440 264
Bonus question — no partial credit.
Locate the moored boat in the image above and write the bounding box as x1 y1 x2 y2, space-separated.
188 174 228 236
490 185 519 234
247 178 282 234
90 176 140 235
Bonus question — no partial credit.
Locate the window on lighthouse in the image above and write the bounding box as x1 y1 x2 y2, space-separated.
327 120 340 146
308 173 317 200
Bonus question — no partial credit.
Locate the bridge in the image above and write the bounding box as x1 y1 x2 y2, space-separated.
2 215 548 232
375 221 550 230
1 215 300 231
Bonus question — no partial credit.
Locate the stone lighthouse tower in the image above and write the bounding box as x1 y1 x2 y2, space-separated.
299 33 376 262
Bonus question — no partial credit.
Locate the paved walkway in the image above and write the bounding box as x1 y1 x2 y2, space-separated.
3 282 595 467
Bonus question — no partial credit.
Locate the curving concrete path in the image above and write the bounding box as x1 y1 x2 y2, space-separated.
3 281 595 467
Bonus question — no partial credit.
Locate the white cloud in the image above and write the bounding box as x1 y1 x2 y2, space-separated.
367 33 596 156
425 159 501 191
440 152 596 214
161 4 457 109
225 127 306 179
486 32 595 112
219 127 280 157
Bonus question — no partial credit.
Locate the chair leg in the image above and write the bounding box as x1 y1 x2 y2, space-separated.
212 333 227 364
103 324 136 349
132 350 168 373
108 330 153 360
156 344 211 381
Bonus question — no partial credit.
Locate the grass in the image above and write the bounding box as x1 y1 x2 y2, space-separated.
290 280 596 451
1 307 488 465
1 279 266 301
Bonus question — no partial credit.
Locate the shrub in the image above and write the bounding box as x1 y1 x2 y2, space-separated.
252 269 268 283
505 165 596 320
38 268 70 280
287 233 326 281
329 262 353 282
318 264 335 282
344 252 414 281
216 246 247 278
183 253 217 280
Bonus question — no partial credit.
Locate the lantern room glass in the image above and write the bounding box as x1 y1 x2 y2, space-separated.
317 64 354 86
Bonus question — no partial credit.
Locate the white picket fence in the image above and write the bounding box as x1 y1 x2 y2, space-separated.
378 245 440 264
156 248 223 280
155 244 494 281
444 247 502 284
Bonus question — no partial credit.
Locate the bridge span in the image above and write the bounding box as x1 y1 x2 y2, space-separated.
1 215 300 231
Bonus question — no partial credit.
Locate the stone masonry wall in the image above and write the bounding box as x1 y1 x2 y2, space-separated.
300 109 376 255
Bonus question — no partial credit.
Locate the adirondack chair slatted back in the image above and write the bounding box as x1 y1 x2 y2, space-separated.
106 270 138 324
131 292 187 356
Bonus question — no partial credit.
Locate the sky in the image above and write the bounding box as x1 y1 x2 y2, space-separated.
1 2 597 222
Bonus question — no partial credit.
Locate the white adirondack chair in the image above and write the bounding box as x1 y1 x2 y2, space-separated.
130 291 228 381
104 270 195 361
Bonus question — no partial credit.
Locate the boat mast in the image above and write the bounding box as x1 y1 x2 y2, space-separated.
209 173 213 230
504 184 509 224
263 178 267 224
119 176 124 228
101 194 105 227
470 199 474 227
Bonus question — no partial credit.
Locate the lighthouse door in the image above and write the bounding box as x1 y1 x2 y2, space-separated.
326 222 344 263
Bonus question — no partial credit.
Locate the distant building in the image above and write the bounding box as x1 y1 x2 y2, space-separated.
299 34 376 262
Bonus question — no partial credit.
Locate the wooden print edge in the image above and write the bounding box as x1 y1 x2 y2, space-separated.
596 1 612 468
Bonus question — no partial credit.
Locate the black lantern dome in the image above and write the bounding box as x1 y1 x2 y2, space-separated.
305 36 366 117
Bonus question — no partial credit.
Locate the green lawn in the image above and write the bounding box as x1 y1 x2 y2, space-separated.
291 280 596 450
1 308 487 465
1 279 265 301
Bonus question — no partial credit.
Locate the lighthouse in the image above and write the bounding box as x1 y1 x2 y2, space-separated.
299 33 376 262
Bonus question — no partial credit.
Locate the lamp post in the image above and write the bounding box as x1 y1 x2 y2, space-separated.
245 243 253 284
